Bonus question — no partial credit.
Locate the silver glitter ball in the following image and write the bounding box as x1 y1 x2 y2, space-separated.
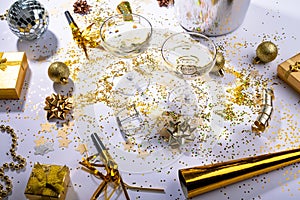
7 0 49 40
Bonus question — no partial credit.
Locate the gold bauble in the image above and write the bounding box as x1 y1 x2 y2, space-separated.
211 52 225 72
253 41 278 64
48 62 70 84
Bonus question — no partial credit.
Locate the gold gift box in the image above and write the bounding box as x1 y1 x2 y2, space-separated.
24 163 70 200
0 52 28 99
277 53 300 94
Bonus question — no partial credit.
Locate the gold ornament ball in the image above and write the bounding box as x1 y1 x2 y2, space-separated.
48 62 70 84
254 41 278 64
211 52 225 72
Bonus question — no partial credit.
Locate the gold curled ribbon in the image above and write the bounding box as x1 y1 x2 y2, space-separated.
79 154 164 200
251 89 274 135
0 52 22 71
284 59 300 80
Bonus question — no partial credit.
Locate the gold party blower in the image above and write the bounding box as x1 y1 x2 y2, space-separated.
178 148 300 198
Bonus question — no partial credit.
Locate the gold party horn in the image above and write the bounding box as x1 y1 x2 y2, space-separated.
178 148 300 198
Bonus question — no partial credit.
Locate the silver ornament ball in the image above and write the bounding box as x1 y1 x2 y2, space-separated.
7 0 49 40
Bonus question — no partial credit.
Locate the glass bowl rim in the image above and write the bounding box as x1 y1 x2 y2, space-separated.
100 13 153 51
161 31 217 69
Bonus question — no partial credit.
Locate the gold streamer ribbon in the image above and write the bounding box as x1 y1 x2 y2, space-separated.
79 154 164 200
0 52 22 71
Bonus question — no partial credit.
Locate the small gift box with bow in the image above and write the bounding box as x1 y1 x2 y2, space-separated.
277 53 300 94
24 163 70 200
0 52 28 99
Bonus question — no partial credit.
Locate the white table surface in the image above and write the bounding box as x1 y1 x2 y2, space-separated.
1 0 300 200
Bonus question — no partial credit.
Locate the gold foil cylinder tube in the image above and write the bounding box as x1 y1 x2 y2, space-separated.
256 112 271 126
178 148 300 198
259 105 273 116
263 89 274 105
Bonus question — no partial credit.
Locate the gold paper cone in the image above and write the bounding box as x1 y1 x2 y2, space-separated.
179 148 300 198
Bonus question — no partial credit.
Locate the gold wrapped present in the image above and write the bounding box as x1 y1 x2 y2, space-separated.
24 163 70 200
277 53 300 94
0 52 28 99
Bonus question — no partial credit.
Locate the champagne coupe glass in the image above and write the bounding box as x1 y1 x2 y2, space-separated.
100 13 152 96
161 32 217 116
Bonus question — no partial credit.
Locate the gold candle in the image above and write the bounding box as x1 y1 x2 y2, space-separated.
178 148 300 198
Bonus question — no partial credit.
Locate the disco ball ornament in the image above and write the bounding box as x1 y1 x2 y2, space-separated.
7 0 49 40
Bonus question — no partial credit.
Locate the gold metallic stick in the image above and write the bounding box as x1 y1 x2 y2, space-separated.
179 147 300 198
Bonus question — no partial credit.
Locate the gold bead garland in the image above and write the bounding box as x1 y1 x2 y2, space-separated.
0 125 27 198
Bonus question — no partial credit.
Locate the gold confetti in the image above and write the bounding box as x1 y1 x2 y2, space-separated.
40 122 55 132
75 143 88 154
58 138 72 148
34 136 48 147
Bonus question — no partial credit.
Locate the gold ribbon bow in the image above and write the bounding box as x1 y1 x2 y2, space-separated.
284 59 300 79
0 52 21 71
158 111 196 149
289 61 300 72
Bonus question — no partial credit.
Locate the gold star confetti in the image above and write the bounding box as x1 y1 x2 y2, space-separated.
137 148 150 160
40 122 55 132
34 136 48 146
122 141 135 151
56 129 69 139
58 138 72 148
75 143 88 155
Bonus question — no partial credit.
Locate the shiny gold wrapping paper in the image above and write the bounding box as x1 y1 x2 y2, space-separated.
179 148 300 198
277 53 300 94
0 52 28 99
24 163 70 200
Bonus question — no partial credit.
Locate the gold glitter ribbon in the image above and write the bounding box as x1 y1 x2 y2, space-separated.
284 59 300 80
0 52 22 71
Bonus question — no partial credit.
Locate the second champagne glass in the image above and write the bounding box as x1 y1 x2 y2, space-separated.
161 32 217 116
100 13 152 96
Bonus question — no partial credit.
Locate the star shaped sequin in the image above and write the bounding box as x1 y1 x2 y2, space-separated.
58 138 72 148
34 136 48 146
123 141 135 151
40 122 55 132
57 128 69 139
75 143 88 154
34 142 54 156
137 148 150 160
